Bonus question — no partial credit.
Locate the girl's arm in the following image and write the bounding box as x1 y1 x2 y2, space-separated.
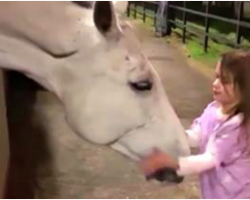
178 120 242 176
177 152 216 176
139 148 217 177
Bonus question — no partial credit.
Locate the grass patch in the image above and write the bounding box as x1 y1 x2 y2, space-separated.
185 39 232 66
171 26 233 67
170 20 249 67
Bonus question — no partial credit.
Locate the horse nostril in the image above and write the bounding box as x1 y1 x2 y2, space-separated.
146 167 184 184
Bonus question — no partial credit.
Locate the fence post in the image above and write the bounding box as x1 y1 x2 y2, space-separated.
236 2 243 47
204 1 210 52
127 1 130 17
134 2 137 19
154 2 157 26
143 2 146 23
182 1 187 44
165 2 170 35
0 70 9 198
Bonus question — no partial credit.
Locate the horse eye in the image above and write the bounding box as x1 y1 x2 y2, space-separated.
129 80 153 91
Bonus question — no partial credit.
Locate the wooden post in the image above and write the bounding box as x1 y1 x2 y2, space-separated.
204 1 210 52
143 2 146 23
236 2 243 46
182 1 187 44
165 2 170 35
0 70 9 198
134 2 137 19
154 2 157 26
127 1 130 17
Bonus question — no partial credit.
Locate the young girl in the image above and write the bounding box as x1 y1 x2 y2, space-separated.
140 50 250 199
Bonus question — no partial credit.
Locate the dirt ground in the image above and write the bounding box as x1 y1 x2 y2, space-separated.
4 21 212 199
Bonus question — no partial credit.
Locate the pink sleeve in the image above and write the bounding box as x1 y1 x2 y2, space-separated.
186 119 202 148
177 117 243 176
206 119 242 167
185 102 215 148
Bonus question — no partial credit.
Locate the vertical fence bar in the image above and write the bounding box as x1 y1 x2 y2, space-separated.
165 2 170 35
182 1 187 44
236 2 243 46
127 1 130 17
154 2 157 26
0 70 9 199
134 1 137 19
143 2 146 23
204 1 210 52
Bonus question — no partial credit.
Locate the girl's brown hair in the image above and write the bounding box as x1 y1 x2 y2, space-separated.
220 50 250 126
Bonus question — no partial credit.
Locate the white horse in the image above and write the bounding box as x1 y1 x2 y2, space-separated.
0 1 190 184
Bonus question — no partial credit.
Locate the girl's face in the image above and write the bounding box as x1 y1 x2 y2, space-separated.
213 62 240 108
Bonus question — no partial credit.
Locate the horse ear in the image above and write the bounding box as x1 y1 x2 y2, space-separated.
93 1 119 36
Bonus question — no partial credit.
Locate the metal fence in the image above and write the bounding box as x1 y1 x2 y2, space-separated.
127 1 250 52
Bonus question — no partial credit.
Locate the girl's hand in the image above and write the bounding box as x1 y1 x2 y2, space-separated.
138 149 179 176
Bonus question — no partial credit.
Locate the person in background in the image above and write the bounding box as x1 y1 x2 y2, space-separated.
155 1 175 37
